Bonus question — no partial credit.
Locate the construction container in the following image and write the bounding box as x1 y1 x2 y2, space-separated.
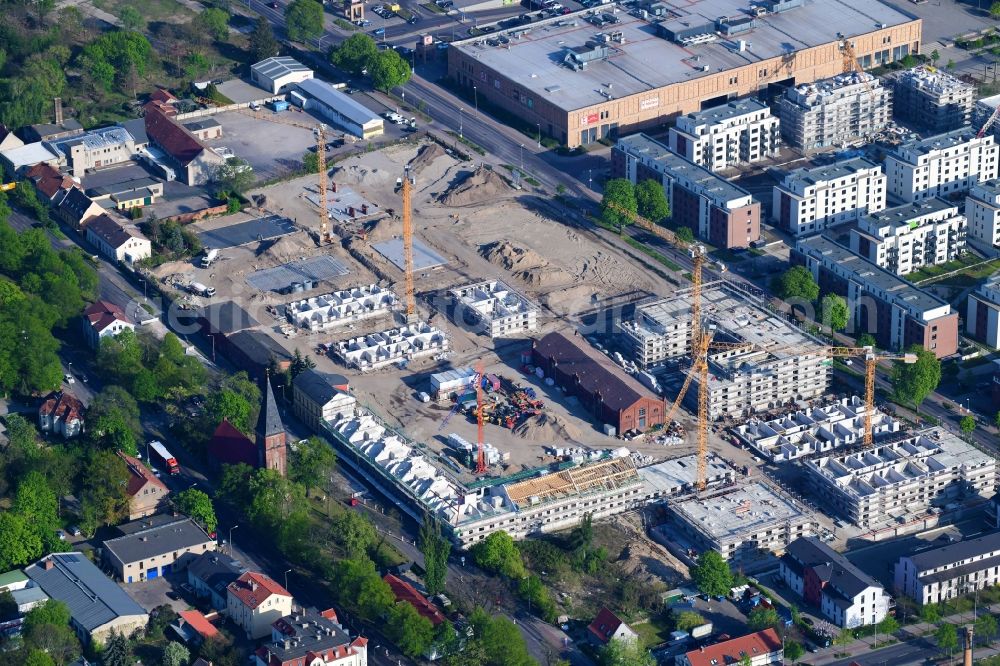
270 99 290 112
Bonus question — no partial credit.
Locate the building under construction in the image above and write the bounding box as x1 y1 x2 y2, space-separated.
889 66 974 133
778 72 893 150
668 481 819 562
617 283 830 420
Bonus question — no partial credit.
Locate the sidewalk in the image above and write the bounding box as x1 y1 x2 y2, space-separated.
809 604 1000 665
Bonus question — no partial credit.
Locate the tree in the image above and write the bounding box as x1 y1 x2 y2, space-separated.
97 329 143 381
892 346 942 412
387 601 436 657
14 471 59 547
290 348 316 379
821 294 849 331
930 49 940 63
330 511 377 558
598 639 655 666
285 0 324 42
0 513 43 570
23 601 80 665
936 623 958 657
102 630 133 666
330 556 395 618
118 5 144 31
207 389 254 435
331 33 378 76
248 17 280 62
471 531 525 579
877 615 900 636
961 414 976 434
635 179 670 222
921 603 941 624
290 436 336 496
0 590 16 622
601 179 637 231
976 612 998 645
771 265 819 303
858 333 877 349
468 608 535 666
421 519 451 597
691 551 733 598
23 650 55 666
162 641 190 666
674 611 706 632
784 640 804 663
175 488 217 533
369 49 412 92
213 157 254 194
78 450 130 535
303 151 320 173
195 8 230 40
996 410 1000 429
24 600 71 632
991 1 1000 19
5 413 39 458
747 606 781 631
674 226 695 243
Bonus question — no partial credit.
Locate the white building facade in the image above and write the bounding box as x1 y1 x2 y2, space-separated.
773 158 886 236
895 532 1000 605
849 198 966 276
885 130 999 203
966 179 1000 248
967 275 1000 349
669 98 780 171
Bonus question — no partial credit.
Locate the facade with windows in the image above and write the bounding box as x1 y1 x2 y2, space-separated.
885 130 999 203
669 99 779 171
850 198 966 276
895 531 1000 605
774 157 886 236
965 179 1000 248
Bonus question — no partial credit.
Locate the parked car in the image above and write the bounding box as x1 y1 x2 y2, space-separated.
55 530 67 541
267 1 279 7
69 526 82 537
64 373 75 384
373 27 386 36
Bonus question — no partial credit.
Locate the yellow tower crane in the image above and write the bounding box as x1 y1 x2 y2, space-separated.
401 167 416 320
839 37 875 97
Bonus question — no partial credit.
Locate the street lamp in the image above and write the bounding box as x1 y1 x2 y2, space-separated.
473 86 478 117
229 524 240 555
537 123 541 148
519 143 524 172
284 568 292 591
459 107 464 138
138 278 147 301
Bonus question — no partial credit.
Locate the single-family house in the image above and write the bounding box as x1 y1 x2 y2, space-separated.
383 574 446 626
83 300 135 349
26 163 73 203
227 571 294 639
38 391 85 438
587 608 638 646
56 188 104 229
171 609 219 646
85 214 152 265
118 452 169 520
187 551 245 610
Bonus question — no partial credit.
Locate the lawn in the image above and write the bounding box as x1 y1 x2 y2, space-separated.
906 255 1000 284
632 616 672 648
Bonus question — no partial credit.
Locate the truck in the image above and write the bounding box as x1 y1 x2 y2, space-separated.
200 248 219 268
148 440 180 475
690 622 713 640
188 282 216 297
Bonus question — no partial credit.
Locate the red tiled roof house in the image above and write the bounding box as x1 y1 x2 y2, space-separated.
118 451 169 520
83 300 135 349
227 572 294 639
38 391 85 438
587 607 637 646
677 629 784 666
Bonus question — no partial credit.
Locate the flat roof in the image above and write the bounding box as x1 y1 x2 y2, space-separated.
638 453 735 494
782 157 882 187
1 142 59 169
47 127 133 156
866 197 957 227
672 481 811 543
892 128 981 159
795 235 949 317
679 98 769 126
296 79 381 128
453 0 915 112
616 134 751 205
252 56 312 79
103 517 214 565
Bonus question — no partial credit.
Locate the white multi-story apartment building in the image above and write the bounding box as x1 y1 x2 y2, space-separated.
669 98 780 171
895 531 1000 605
965 179 1000 248
448 279 538 339
781 537 892 628
967 274 1000 349
885 129 999 203
850 198 966 275
773 157 886 236
778 72 893 150
803 427 997 528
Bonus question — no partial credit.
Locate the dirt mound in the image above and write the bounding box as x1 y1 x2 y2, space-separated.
480 240 569 287
409 143 446 176
440 167 512 206
361 215 399 243
257 232 313 264
513 413 583 442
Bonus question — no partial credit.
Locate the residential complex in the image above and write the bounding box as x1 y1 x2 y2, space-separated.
895 531 1000 605
668 482 818 562
889 66 975 133
849 199 966 276
446 0 919 147
780 537 891 628
668 98 780 171
617 284 829 419
967 275 1000 349
334 322 449 372
731 397 902 463
793 235 959 357
778 72 893 150
613 134 760 249
448 279 538 338
285 285 397 331
803 427 996 528
965 179 1000 248
884 130 999 203
773 157 887 236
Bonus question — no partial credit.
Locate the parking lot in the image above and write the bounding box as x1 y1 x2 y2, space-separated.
207 110 319 181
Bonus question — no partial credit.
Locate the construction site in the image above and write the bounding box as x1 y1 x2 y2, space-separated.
778 72 894 150
889 65 975 133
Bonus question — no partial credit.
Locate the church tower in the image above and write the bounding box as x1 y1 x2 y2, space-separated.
255 374 287 476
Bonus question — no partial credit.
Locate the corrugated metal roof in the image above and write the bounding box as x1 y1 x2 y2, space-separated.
295 79 381 128
25 553 147 632
252 56 311 80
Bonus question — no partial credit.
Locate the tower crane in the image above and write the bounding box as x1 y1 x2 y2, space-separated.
401 167 417 320
839 36 875 98
474 359 487 475
978 105 1000 139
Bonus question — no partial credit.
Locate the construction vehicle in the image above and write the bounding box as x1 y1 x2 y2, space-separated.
200 247 219 268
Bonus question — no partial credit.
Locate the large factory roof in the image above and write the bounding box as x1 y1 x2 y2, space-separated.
452 0 914 111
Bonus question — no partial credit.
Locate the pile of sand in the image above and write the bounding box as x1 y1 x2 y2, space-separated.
361 215 399 243
513 413 583 442
479 240 569 287
257 232 313 263
409 143 446 176
440 167 512 206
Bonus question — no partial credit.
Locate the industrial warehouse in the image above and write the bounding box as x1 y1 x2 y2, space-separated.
446 0 921 147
